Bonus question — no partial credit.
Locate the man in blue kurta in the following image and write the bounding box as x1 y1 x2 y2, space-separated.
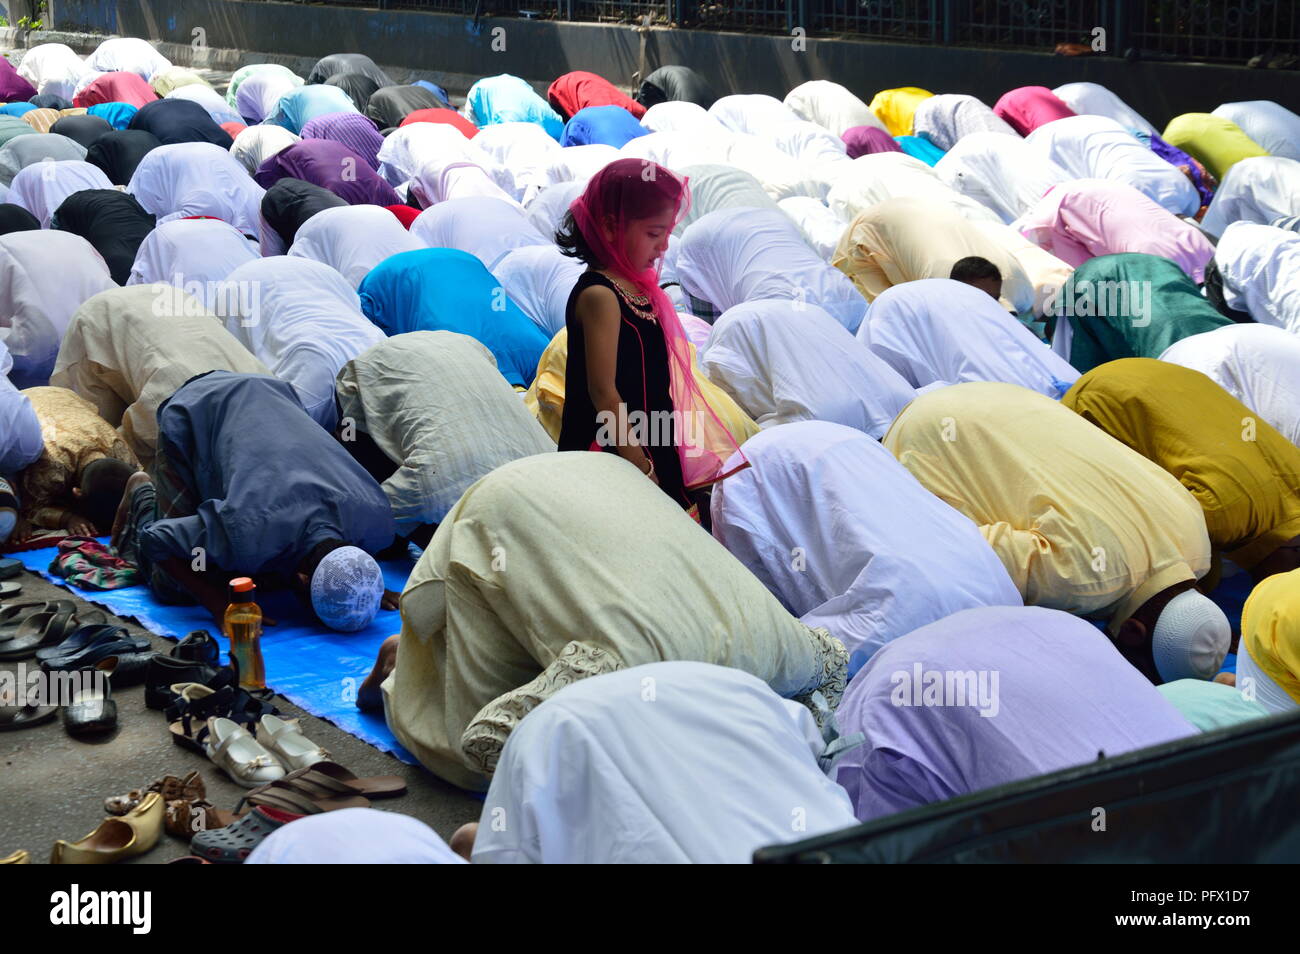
113 371 398 631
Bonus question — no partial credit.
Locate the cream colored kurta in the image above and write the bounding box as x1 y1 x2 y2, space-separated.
833 195 1034 314
382 451 847 791
49 285 272 472
335 330 555 535
883 382 1213 633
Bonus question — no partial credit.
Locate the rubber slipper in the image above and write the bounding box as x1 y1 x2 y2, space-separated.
0 604 79 661
0 600 71 643
0 581 21 600
39 625 145 671
189 806 299 864
35 613 130 662
0 701 57 731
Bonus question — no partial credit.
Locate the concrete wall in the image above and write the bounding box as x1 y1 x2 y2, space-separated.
47 0 1300 126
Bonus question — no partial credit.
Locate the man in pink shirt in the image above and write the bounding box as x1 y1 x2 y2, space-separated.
1013 178 1215 282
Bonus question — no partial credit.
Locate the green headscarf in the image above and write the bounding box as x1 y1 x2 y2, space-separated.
1157 678 1268 732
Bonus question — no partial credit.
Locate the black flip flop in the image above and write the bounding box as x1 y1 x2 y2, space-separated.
0 605 80 661
0 701 57 731
35 613 127 662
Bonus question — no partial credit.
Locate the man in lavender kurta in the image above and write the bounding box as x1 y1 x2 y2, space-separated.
832 605 1198 822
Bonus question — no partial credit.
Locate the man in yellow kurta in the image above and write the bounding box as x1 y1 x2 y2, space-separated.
1062 358 1300 580
378 451 847 791
883 381 1229 683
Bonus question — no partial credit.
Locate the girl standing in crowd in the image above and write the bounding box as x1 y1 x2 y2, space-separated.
555 158 745 515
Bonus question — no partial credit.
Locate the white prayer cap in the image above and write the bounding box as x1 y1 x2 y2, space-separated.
310 545 384 632
1151 589 1231 682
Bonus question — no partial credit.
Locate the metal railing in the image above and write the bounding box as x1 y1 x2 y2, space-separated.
1127 0 1300 65
302 0 1300 63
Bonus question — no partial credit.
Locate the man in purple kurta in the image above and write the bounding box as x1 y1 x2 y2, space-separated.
832 605 1197 822
254 139 399 206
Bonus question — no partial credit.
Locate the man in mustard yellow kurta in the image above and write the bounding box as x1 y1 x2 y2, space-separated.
1062 359 1300 581
883 381 1229 683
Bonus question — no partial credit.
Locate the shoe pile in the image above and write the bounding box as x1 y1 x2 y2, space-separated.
4 619 411 864
0 598 159 737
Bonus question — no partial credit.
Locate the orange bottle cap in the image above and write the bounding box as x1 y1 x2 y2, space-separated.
230 577 255 593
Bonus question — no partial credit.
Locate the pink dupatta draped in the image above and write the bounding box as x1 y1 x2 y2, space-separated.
569 158 747 488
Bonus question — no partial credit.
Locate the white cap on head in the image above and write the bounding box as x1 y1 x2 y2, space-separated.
310 545 384 632
1151 589 1231 682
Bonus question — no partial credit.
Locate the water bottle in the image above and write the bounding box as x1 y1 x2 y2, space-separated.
224 577 265 690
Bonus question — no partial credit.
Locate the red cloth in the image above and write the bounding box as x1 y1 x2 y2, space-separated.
74 72 160 110
547 70 645 121
385 204 420 229
0 57 37 103
221 121 247 138
992 86 1076 137
399 108 478 139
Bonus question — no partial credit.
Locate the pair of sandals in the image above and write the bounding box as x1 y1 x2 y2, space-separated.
189 762 407 863
0 600 86 661
39 622 152 673
106 771 236 839
166 680 281 754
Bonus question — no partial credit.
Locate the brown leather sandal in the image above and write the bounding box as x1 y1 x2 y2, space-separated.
235 768 371 815
166 798 237 838
288 761 407 799
106 770 207 815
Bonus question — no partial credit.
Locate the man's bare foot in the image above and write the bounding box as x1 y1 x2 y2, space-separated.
357 633 399 712
1213 671 1236 687
450 822 477 861
110 471 152 547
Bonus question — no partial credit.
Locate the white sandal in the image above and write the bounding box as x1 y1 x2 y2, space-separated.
204 717 285 788
258 714 331 772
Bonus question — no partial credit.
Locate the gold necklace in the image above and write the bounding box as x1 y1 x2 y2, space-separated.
607 276 652 306
606 276 659 323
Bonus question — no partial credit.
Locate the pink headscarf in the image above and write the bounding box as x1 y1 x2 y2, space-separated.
569 158 747 489
992 86 1076 136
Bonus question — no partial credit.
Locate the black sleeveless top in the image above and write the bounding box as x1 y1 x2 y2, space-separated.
557 271 689 508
